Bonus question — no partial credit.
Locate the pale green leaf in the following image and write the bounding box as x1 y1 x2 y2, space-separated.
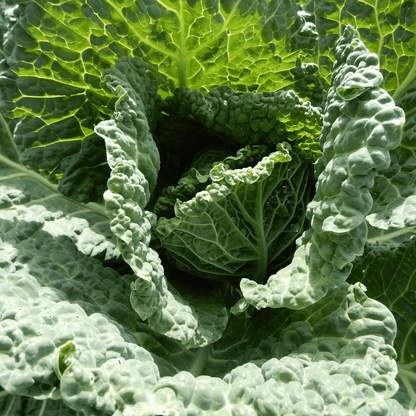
0 116 119 261
95 56 228 349
350 239 416 415
238 25 405 311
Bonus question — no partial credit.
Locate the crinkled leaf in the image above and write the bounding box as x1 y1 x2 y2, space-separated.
4 235 140 336
95 56 228 349
154 143 274 218
238 25 405 311
0 0 114 203
97 55 161 194
350 239 416 415
164 86 323 160
0 238 160 414
366 79 416 244
156 143 313 284
0 115 119 261
0 220 187 409
309 0 416 100
357 0 416 247
0 0 320 202
4 0 317 96
117 283 402 416
0 230 404 415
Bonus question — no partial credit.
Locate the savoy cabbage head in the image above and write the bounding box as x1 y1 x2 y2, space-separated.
0 0 415 415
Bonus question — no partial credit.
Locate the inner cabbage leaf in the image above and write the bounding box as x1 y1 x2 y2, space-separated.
155 142 313 284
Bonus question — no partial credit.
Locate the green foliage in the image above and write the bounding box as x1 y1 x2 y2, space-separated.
0 0 415 415
163 86 323 159
306 0 416 100
156 143 313 283
350 239 416 413
235 25 406 312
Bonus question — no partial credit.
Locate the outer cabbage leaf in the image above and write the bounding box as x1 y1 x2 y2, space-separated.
350 239 416 415
0 230 405 415
2 235 140 340
0 0 320 202
0 237 161 415
366 78 416 244
115 283 402 416
96 56 161 194
0 111 119 261
5 0 319 96
330 1 416 247
95 56 228 349
0 196 192 410
237 25 405 311
0 2 114 203
155 143 313 284
163 86 323 160
307 0 416 100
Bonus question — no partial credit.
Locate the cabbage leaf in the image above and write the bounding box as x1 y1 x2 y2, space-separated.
0 0 415 415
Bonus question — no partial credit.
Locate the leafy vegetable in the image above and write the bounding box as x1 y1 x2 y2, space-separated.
0 0 415 415
350 238 416 413
95 55 228 348
235 25 405 312
162 86 323 159
155 142 313 284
